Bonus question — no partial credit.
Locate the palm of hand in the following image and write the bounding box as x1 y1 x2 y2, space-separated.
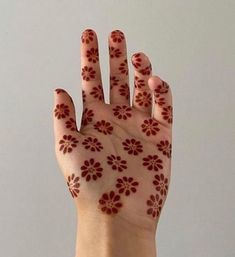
53 29 173 230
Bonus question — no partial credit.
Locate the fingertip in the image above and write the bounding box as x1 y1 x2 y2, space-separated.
148 76 162 90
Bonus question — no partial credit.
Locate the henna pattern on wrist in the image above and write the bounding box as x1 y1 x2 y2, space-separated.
67 173 80 198
146 194 163 219
99 191 123 214
153 174 168 196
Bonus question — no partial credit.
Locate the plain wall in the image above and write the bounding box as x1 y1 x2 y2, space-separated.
0 0 234 256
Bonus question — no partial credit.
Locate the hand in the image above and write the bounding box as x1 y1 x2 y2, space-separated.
53 29 173 257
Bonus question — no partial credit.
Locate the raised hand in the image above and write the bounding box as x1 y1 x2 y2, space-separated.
53 29 173 236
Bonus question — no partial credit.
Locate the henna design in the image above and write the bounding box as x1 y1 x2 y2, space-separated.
157 140 172 158
146 194 163 219
82 137 103 152
116 177 139 196
54 104 70 119
155 96 166 106
141 118 160 136
98 191 122 214
162 106 173 124
86 48 99 63
110 76 119 89
113 105 132 120
107 155 127 172
94 120 113 135
81 66 96 81
119 83 129 100
109 46 122 58
81 108 94 126
134 76 145 89
132 53 142 69
82 90 86 103
81 29 95 44
110 30 125 43
135 91 152 107
67 173 80 198
142 155 163 171
55 88 66 94
153 174 169 196
59 135 78 154
90 85 104 101
122 138 143 155
81 158 103 181
154 81 169 97
66 118 77 131
139 64 152 75
118 59 128 75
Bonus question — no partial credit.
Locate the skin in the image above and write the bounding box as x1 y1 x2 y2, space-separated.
53 29 173 257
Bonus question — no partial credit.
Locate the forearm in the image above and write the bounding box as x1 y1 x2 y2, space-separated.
75 211 157 257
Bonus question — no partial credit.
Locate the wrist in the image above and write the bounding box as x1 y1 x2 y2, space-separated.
75 209 157 257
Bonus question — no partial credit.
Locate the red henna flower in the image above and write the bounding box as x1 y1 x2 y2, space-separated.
116 177 139 196
119 83 129 100
65 118 77 131
99 191 122 214
155 96 166 106
110 76 119 89
132 53 142 69
154 81 169 97
67 173 80 198
81 29 95 44
94 120 113 135
118 59 128 75
81 66 96 81
139 64 152 75
113 105 132 120
82 137 103 152
134 76 145 89
54 103 70 119
55 88 66 94
146 194 163 219
82 90 86 103
141 118 160 136
81 108 94 126
135 91 152 107
142 155 163 171
59 135 78 154
110 30 125 43
90 85 104 101
122 138 143 155
86 47 99 63
109 46 122 58
157 140 172 158
81 158 103 181
107 155 127 172
162 106 173 124
153 174 169 196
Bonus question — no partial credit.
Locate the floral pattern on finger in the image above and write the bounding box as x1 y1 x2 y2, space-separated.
118 59 128 75
81 108 94 126
66 118 77 131
107 155 127 172
109 46 122 58
135 91 152 108
90 85 104 101
55 88 66 94
67 173 80 198
99 191 123 215
122 138 143 155
81 158 103 181
59 135 79 154
82 137 103 152
81 66 96 81
110 76 119 89
110 30 125 43
81 29 95 44
162 106 173 124
142 155 163 172
116 176 139 196
134 76 145 89
139 64 152 75
86 48 99 63
54 104 70 119
119 83 130 100
154 81 169 97
132 53 142 69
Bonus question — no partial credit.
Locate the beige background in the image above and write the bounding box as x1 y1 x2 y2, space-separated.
0 0 235 256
